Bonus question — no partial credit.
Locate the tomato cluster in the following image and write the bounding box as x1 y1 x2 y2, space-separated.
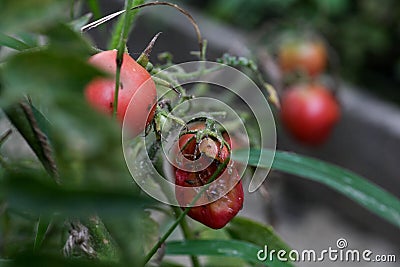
173 122 244 229
85 54 244 228
277 37 340 145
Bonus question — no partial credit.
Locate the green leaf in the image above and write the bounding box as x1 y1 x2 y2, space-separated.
84 216 120 262
69 13 93 32
10 252 123 267
1 49 103 105
108 0 144 50
17 32 39 48
0 33 31 51
226 217 292 261
233 149 400 228
0 0 70 33
166 240 292 267
103 211 159 266
87 0 102 20
33 216 52 251
1 169 153 218
45 24 95 55
0 259 11 267
4 102 57 179
30 103 53 145
197 226 249 267
141 211 159 256
160 261 185 267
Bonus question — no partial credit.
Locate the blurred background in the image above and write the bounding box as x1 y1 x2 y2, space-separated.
1 0 398 266
85 1 400 266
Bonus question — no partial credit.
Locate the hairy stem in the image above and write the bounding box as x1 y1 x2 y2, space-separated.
171 206 201 267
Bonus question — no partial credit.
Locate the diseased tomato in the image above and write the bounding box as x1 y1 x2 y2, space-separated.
84 50 157 137
280 84 340 145
173 121 244 229
278 38 327 77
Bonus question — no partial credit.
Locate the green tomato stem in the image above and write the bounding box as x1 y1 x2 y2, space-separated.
171 206 201 267
113 0 136 119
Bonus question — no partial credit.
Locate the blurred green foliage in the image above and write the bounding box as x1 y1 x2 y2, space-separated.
186 0 400 101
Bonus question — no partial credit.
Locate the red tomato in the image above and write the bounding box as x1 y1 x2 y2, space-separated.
280 84 340 145
84 50 157 137
173 121 244 229
278 39 327 77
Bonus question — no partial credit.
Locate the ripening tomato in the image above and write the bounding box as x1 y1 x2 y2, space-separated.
278 39 327 77
280 84 340 145
84 50 157 137
173 121 244 229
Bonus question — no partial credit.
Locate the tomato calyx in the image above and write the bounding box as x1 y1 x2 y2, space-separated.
179 117 231 154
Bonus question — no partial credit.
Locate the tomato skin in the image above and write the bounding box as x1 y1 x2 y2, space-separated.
173 122 244 229
280 84 340 145
175 167 244 229
278 39 327 77
84 50 157 137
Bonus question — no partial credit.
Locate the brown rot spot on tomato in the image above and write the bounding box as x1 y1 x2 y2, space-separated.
199 138 218 159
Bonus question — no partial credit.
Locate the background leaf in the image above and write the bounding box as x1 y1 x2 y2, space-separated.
33 217 52 251
166 239 292 267
0 259 11 267
196 225 249 267
1 49 103 105
4 102 59 181
45 24 95 56
1 169 153 218
0 0 70 33
8 253 123 267
0 34 31 51
226 217 292 259
233 149 400 228
69 13 93 32
86 0 102 20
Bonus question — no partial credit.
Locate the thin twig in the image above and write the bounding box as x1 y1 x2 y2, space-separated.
131 2 203 59
137 32 162 67
81 1 203 59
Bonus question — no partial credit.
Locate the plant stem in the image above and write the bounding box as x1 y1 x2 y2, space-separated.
143 157 230 264
85 216 120 262
171 206 201 267
147 141 200 266
113 0 135 118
